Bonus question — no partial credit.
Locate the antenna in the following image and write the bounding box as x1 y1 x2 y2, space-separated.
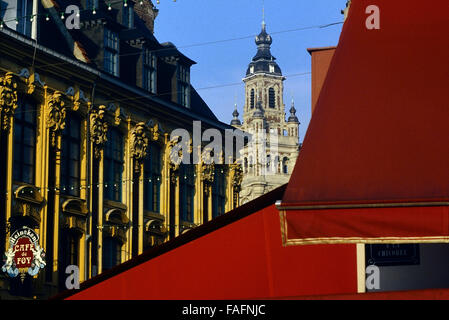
262 0 266 28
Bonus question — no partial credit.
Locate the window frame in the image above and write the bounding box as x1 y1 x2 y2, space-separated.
250 89 255 109
177 64 190 108
104 29 120 77
143 48 157 94
102 236 121 271
179 164 195 223
104 128 124 203
16 0 33 37
212 166 226 218
144 143 162 213
13 98 37 185
60 113 82 197
269 88 276 108
122 3 134 29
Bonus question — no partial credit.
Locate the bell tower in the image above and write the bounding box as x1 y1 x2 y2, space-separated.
242 19 286 134
231 15 301 205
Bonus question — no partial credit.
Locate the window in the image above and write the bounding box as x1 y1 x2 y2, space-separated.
13 98 37 184
179 164 195 222
144 143 162 213
102 236 121 271
250 89 255 109
248 156 253 174
58 228 81 290
104 128 124 202
143 48 157 94
60 229 80 269
269 88 276 108
16 0 32 37
269 65 275 73
61 114 81 197
177 65 190 108
282 157 289 174
104 29 119 76
86 0 99 10
212 166 226 218
122 3 134 28
266 155 271 172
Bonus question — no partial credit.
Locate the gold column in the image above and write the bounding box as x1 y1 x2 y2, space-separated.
138 165 144 255
194 146 202 225
97 148 104 274
161 133 170 236
46 90 67 284
89 105 108 275
78 117 88 282
0 72 18 251
124 119 131 263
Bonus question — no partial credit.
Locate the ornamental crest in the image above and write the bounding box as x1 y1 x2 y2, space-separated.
2 227 46 282
90 105 108 159
201 148 215 185
231 162 243 192
47 91 66 147
131 122 149 172
0 72 18 131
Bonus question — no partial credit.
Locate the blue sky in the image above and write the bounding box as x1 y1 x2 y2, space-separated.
153 0 345 141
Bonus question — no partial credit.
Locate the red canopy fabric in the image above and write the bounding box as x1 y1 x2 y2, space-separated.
279 0 449 244
57 187 357 300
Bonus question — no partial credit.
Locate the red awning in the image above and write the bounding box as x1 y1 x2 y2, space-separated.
279 0 449 244
55 186 358 300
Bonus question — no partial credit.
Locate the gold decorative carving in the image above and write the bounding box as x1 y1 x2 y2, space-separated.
167 136 181 183
130 122 149 172
231 162 243 192
150 122 160 141
0 72 18 131
90 105 108 159
47 91 67 147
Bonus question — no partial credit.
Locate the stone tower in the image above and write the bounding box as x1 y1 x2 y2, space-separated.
231 19 300 204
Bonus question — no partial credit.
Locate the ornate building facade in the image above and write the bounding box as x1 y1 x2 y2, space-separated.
0 0 241 299
231 20 300 204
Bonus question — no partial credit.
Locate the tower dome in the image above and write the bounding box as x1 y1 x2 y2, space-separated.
288 99 300 123
230 103 241 126
246 22 282 77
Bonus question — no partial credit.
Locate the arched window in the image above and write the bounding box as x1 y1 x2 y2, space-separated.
244 157 248 174
266 155 271 172
212 166 226 218
269 88 275 108
13 98 37 185
144 143 162 213
282 157 289 174
104 128 124 202
180 164 195 223
250 89 255 109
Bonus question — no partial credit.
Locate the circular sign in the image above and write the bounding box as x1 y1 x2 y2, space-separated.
2 227 46 281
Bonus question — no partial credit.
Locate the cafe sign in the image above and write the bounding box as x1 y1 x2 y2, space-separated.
2 227 46 282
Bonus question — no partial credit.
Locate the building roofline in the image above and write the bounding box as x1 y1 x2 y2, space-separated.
306 46 337 55
0 28 230 130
